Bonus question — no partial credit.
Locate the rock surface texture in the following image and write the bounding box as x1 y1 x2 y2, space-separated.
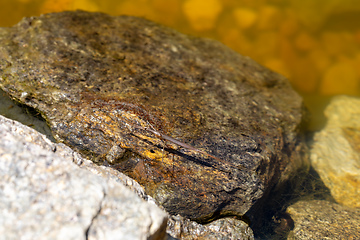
167 215 254 240
311 95 360 208
287 200 360 239
0 11 307 221
0 115 167 240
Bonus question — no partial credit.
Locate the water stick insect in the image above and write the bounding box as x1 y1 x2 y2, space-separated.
133 124 230 168
84 96 230 172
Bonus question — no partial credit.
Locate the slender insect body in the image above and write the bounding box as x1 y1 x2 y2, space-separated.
80 94 227 170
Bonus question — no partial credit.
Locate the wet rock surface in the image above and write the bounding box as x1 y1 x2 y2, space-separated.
0 114 168 240
0 11 307 221
287 200 360 239
311 95 360 208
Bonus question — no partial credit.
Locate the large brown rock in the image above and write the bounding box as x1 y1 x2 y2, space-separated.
0 11 307 221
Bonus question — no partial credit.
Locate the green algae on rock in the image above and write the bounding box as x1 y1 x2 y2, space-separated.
0 11 307 221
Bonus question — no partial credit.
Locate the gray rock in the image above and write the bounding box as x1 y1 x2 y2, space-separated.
287 200 360 239
167 215 254 240
310 95 360 208
0 114 167 240
53 142 154 202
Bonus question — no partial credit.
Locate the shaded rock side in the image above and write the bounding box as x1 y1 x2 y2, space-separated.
0 11 307 221
0 114 167 240
287 200 360 239
311 95 360 208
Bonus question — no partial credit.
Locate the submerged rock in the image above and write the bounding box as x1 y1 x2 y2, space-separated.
0 11 307 221
0 114 167 240
287 200 360 239
311 95 360 208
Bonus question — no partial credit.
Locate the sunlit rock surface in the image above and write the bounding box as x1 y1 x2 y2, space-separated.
0 11 307 221
287 200 360 239
311 95 360 208
0 115 167 240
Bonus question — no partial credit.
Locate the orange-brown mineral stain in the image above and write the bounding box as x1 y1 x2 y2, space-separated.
67 92 230 192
